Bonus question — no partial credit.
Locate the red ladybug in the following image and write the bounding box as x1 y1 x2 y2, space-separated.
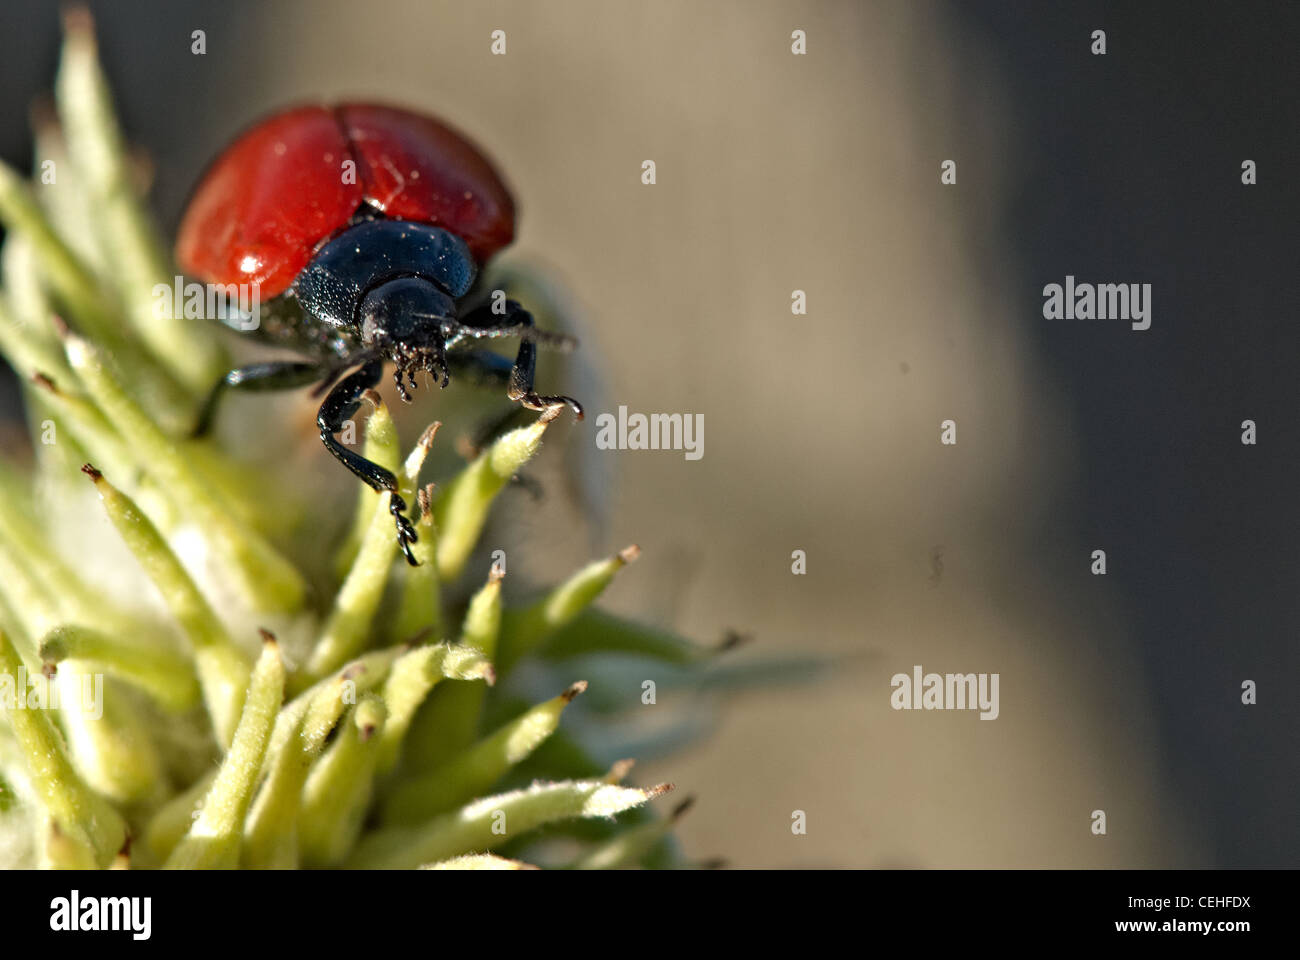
177 103 582 565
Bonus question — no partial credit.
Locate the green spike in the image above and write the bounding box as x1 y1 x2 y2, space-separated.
434 416 551 580
347 779 672 870
67 335 306 614
400 567 502 770
381 681 585 824
164 639 284 869
497 545 639 673
0 629 126 866
83 464 250 745
297 696 387 867
55 7 225 394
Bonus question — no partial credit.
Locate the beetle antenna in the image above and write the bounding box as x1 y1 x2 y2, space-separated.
518 327 578 351
412 315 578 352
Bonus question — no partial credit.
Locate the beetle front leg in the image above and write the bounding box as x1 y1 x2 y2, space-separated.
456 303 584 421
506 334 585 421
317 359 420 566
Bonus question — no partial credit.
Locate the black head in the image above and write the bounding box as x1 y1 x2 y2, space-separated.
292 219 480 399
359 277 459 398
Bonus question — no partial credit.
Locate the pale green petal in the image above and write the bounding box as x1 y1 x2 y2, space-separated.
348 779 672 869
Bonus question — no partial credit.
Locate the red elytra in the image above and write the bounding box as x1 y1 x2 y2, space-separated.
175 103 516 299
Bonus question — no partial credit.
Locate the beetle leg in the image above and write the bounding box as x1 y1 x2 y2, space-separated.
317 358 420 566
454 303 583 420
192 360 329 437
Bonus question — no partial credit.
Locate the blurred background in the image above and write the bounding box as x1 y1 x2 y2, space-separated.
1 0 1296 867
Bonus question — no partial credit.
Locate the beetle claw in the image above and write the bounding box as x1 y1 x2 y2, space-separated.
525 392 584 423
398 534 418 566
389 492 420 566
392 362 413 402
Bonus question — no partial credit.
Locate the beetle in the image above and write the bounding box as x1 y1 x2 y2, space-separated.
176 103 583 566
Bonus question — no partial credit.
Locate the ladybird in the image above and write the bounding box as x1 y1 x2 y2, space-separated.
176 103 583 565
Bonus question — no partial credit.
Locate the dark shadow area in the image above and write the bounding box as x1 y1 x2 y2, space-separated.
950 0 1300 865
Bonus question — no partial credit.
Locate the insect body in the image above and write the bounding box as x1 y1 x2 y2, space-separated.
176 103 582 564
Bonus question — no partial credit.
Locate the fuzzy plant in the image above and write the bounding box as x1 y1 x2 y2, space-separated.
0 10 760 870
